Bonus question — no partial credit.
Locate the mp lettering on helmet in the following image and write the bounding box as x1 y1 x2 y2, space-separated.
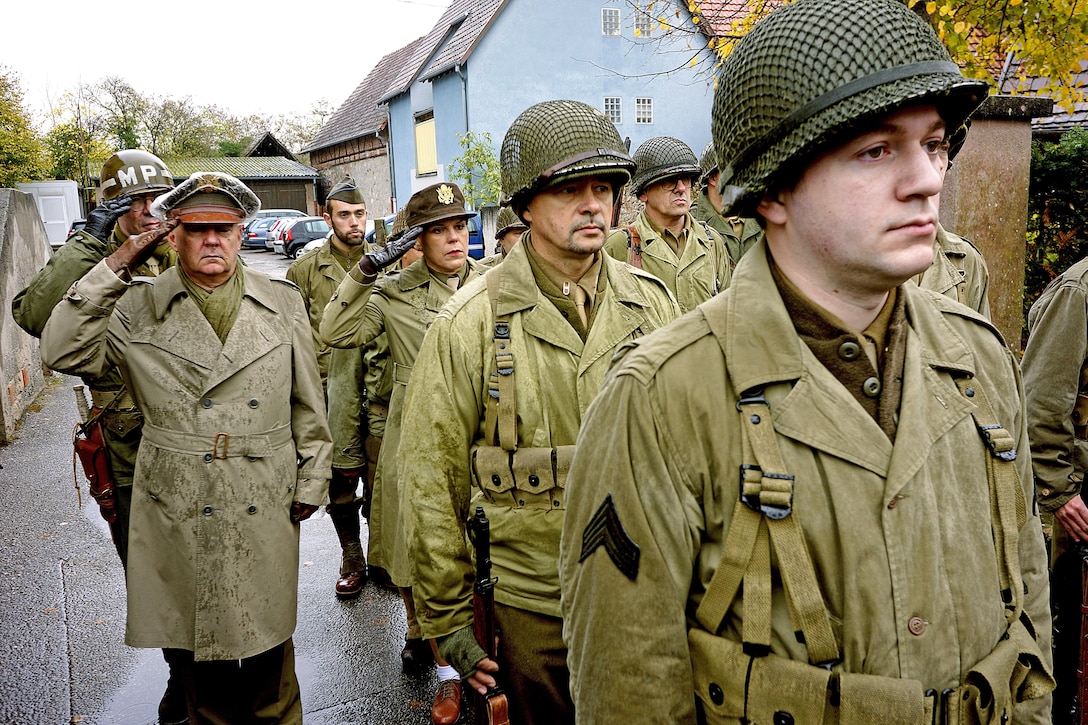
116 165 161 190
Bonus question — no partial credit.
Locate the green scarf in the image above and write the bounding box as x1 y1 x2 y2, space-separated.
178 265 245 344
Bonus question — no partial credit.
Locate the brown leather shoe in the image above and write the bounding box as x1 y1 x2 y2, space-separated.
431 678 461 725
401 638 433 671
335 568 366 598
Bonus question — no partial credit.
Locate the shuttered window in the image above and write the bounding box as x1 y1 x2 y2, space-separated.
415 115 437 176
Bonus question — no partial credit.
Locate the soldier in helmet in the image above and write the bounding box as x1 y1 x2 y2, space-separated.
320 183 487 725
478 205 528 268
397 100 680 725
560 1 1054 722
603 135 731 313
11 149 190 725
691 140 764 264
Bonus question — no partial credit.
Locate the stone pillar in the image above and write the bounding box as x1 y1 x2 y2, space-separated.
940 95 1053 349
0 189 54 443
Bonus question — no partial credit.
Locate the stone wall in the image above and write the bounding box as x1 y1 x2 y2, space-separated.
940 95 1053 349
0 189 53 443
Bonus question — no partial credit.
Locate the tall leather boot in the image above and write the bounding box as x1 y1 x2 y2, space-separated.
327 498 367 598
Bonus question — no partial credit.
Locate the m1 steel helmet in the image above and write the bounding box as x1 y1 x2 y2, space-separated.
629 136 701 196
500 100 635 213
99 150 173 202
495 206 528 240
698 141 717 185
711 0 988 217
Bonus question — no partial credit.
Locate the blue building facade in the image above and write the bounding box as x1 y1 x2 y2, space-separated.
383 0 716 209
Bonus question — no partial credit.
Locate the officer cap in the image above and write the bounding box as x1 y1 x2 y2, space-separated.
326 176 367 206
495 206 528 240
150 172 261 224
629 136 701 196
403 182 474 230
712 0 988 217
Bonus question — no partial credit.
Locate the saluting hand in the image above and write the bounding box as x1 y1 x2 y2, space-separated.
105 218 178 276
358 225 425 278
83 193 135 242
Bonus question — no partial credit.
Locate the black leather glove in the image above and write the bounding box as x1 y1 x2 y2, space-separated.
359 225 424 277
83 194 134 242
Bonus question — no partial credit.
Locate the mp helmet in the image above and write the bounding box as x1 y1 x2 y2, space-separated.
711 0 988 217
99 150 173 202
500 100 634 214
629 136 701 196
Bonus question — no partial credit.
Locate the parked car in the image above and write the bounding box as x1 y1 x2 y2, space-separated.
265 217 296 251
276 216 332 258
360 212 486 258
242 217 280 249
253 208 306 220
363 214 398 247
298 234 330 258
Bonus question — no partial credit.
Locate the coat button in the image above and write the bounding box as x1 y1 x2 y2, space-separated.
862 377 881 397
708 683 724 706
838 341 861 361
248 398 259 408
203 505 213 516
964 387 975 398
201 398 213 408
529 474 540 487
491 475 501 486
908 616 927 635
203 453 213 463
774 712 795 725
247 504 258 514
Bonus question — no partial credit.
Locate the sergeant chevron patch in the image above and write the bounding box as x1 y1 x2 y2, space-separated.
579 494 640 581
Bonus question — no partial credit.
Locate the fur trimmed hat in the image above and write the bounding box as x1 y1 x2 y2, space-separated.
150 172 261 223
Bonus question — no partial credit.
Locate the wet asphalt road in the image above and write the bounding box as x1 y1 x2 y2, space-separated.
0 248 466 724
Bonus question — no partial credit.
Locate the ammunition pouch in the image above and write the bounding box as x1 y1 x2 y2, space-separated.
73 419 119 524
689 612 1052 725
471 445 575 510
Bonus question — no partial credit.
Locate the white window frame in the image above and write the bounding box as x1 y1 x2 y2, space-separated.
635 97 654 125
633 12 654 37
601 8 621 36
604 96 622 125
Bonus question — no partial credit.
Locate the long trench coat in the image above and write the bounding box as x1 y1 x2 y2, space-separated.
41 261 331 661
397 236 680 641
559 243 1052 723
319 257 485 585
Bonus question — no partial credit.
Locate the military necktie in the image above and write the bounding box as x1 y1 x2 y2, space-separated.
447 275 460 291
571 283 588 328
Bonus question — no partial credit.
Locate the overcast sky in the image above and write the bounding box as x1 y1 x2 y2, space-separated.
4 0 449 126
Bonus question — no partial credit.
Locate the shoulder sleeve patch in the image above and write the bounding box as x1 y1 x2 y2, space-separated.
579 493 640 581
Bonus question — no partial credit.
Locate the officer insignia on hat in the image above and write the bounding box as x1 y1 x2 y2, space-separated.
579 494 640 581
437 184 455 205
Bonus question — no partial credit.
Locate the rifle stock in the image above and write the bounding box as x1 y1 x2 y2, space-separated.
468 506 510 725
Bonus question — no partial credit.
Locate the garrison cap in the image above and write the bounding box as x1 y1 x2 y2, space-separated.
326 176 367 206
150 172 261 224
403 182 474 230
712 0 988 217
